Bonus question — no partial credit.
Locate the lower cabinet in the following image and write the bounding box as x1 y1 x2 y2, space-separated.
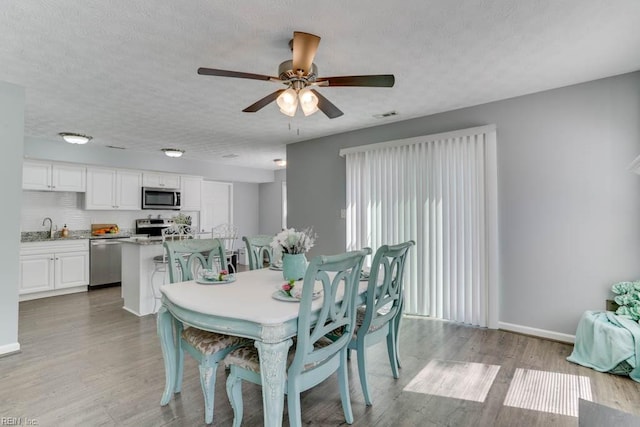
19 240 89 296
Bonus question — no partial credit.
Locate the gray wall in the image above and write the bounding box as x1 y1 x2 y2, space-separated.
287 71 640 336
233 182 260 243
0 81 24 354
259 169 286 235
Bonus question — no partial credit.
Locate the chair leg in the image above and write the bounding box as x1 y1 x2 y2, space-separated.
226 368 244 427
387 329 400 379
347 347 352 361
175 347 185 393
356 343 373 406
286 387 303 427
394 309 403 368
338 350 354 423
174 325 184 394
198 362 218 424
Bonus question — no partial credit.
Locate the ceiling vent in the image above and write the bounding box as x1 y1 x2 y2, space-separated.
222 154 239 159
105 145 126 150
373 110 399 119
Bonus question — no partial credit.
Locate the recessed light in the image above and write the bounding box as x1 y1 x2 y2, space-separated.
59 132 92 144
162 148 185 158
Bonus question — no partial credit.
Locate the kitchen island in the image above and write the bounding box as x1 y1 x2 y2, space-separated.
120 238 164 316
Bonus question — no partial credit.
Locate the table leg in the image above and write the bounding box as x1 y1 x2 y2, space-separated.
255 339 292 427
157 305 177 405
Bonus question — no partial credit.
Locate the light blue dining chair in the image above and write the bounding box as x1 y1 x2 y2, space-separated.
164 237 225 283
164 238 252 425
151 224 196 311
224 248 371 427
242 235 274 270
327 240 414 406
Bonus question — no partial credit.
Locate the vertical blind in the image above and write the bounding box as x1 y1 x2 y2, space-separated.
342 125 498 327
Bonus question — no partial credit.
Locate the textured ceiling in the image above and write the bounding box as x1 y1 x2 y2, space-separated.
1 0 640 170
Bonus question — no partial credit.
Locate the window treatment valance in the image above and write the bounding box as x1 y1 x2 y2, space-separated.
343 124 498 328
339 124 496 157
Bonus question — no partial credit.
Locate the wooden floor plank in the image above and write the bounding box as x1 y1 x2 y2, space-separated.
1 286 639 426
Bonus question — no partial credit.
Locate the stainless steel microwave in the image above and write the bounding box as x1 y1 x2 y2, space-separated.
142 187 181 210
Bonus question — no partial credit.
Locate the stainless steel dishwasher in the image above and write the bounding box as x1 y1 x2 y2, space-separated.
90 238 123 286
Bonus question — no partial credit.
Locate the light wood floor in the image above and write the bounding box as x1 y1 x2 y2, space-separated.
1 286 639 426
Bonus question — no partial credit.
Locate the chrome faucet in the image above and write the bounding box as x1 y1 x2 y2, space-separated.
42 217 54 239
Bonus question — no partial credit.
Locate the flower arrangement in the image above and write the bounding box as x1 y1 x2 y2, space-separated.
611 281 640 321
271 228 317 255
173 213 192 226
282 279 296 297
218 269 229 281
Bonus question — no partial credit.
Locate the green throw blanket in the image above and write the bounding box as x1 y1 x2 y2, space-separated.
567 310 640 382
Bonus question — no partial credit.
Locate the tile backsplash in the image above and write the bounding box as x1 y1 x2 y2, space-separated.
21 191 199 233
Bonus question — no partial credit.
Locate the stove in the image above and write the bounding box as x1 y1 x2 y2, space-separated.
135 218 175 237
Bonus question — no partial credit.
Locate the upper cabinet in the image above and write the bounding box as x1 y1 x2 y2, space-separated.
85 167 142 210
22 159 204 212
23 160 86 192
142 172 181 189
181 175 202 211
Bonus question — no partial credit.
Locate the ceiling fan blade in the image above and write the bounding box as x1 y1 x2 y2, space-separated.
198 68 276 82
310 89 343 119
242 90 285 113
292 32 321 75
315 74 395 87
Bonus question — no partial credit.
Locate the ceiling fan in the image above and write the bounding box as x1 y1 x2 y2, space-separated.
197 31 395 119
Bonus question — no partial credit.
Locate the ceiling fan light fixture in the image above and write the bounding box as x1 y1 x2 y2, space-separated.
298 87 319 116
161 148 185 158
197 31 393 120
59 132 92 144
277 88 298 117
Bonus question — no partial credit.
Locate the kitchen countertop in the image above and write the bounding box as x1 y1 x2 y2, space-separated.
21 230 135 243
88 233 132 240
21 232 90 243
119 237 163 245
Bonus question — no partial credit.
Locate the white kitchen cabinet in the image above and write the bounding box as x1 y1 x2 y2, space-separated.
142 172 181 189
85 167 142 210
180 175 202 211
56 251 90 289
19 254 55 294
19 240 89 296
116 170 143 210
23 160 86 192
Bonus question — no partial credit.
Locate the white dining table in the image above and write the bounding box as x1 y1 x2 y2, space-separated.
157 267 369 427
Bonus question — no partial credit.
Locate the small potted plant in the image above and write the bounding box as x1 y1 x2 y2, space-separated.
611 281 640 321
173 213 192 226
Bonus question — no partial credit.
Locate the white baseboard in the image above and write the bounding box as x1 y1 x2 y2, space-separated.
122 306 146 317
0 342 21 357
19 286 87 302
499 321 575 344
